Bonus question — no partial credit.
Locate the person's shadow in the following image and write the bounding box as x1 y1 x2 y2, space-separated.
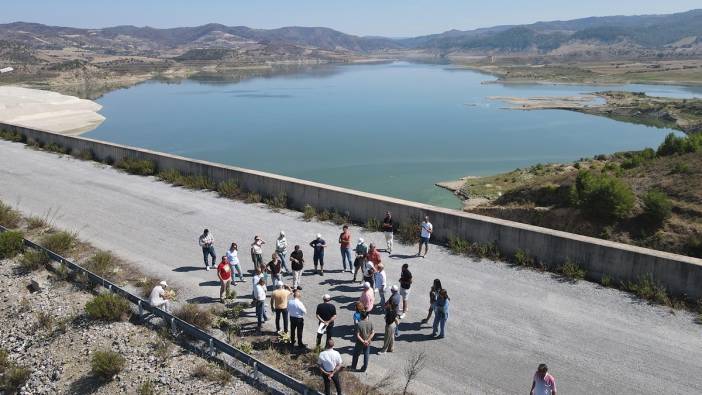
173 266 204 272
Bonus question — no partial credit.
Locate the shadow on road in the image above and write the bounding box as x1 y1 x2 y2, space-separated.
388 254 420 260
173 266 204 272
198 280 220 287
187 295 219 304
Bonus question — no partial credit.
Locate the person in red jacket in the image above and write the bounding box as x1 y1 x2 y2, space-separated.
217 256 232 303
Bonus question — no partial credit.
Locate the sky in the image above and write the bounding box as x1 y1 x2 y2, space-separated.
2 0 701 37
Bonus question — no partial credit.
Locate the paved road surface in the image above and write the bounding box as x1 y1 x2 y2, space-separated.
1 139 701 394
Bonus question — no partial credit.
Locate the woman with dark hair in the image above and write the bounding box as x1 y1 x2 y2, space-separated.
226 242 244 285
432 288 450 339
421 279 443 324
398 263 412 318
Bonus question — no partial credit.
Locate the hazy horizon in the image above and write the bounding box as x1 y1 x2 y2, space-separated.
2 0 701 37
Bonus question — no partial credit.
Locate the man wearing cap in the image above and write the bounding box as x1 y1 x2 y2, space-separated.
198 228 216 270
362 252 376 289
276 231 290 274
382 211 394 254
149 280 172 313
530 364 557 395
359 282 375 313
353 238 367 283
338 225 353 273
315 295 337 347
310 234 327 276
386 285 402 338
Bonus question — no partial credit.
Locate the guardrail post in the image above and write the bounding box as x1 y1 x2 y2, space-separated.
138 300 143 318
252 362 259 382
208 338 214 356
170 317 177 335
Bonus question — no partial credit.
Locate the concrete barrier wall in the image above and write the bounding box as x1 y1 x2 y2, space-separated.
3 122 702 299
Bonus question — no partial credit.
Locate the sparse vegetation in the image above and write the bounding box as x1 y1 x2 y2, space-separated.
303 204 316 221
642 190 672 226
657 132 702 157
0 231 24 259
175 303 213 329
35 311 54 331
513 249 535 267
448 235 470 255
85 293 131 321
91 349 126 381
40 230 77 255
0 129 24 142
245 192 262 204
317 209 333 221
402 351 427 395
560 259 586 280
397 220 420 245
237 341 253 354
136 277 161 297
75 149 94 161
625 274 670 305
264 192 287 210
0 202 21 228
601 274 612 287
137 380 155 395
365 217 381 231
26 216 48 230
84 251 115 278
116 158 157 176
191 363 231 384
0 365 31 394
217 179 240 199
19 249 49 272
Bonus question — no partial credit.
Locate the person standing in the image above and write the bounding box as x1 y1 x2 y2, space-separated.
431 289 450 338
251 268 262 299
149 280 172 313
353 238 368 283
198 229 216 270
251 235 265 273
290 245 304 289
350 312 374 373
387 285 402 338
276 231 291 274
226 242 244 285
310 234 327 276
359 282 375 313
530 364 557 395
315 294 337 347
378 302 398 354
217 256 232 303
338 225 353 273
399 264 412 318
270 283 291 333
288 290 307 348
417 216 433 257
381 211 394 254
421 279 443 324
254 278 268 333
375 264 387 311
362 257 376 289
318 340 343 395
267 252 282 288
366 243 382 270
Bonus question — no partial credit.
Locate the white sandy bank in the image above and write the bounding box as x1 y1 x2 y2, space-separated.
0 86 105 135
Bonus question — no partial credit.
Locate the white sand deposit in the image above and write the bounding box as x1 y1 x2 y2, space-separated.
0 86 105 135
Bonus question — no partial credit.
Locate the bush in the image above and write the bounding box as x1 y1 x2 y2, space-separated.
560 259 585 280
670 162 691 174
157 169 183 184
217 180 239 199
620 148 655 169
35 311 54 331
513 249 534 266
237 341 253 354
0 129 24 142
317 209 333 221
264 193 287 210
448 235 470 255
1 365 31 393
657 132 702 156
331 211 348 226
303 204 316 221
625 274 669 305
0 348 7 372
0 202 21 228
191 363 231 384
26 216 48 230
19 250 49 272
182 175 215 190
175 303 213 329
85 293 131 321
75 149 94 161
40 231 77 255
600 274 612 287
45 143 67 154
116 158 157 175
642 190 672 226
570 171 635 221
0 231 24 259
91 350 125 381
138 380 155 395
686 234 702 258
397 220 420 245
365 217 381 232
245 192 261 204
85 251 114 278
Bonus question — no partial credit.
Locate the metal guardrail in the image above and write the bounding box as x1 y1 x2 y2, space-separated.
0 225 321 395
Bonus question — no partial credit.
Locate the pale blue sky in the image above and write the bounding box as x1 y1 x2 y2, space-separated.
3 1 700 36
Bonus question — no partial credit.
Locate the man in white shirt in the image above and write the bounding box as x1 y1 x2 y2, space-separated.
318 339 343 395
287 290 307 348
417 215 433 257
254 278 268 333
149 280 171 313
275 231 290 274
198 229 216 270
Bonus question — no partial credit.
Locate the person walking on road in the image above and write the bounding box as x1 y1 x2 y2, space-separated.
226 242 244 285
338 225 353 273
431 288 450 339
271 283 291 333
267 252 283 288
217 256 232 303
251 235 265 273
399 264 412 318
350 312 374 372
421 279 443 324
290 245 304 289
359 282 375 313
382 211 394 254
530 364 557 395
353 238 368 282
254 278 268 333
417 216 433 257
310 233 327 276
375 264 387 311
198 229 216 270
288 290 307 349
378 301 399 354
149 280 172 313
318 339 343 395
315 294 337 347
276 231 291 275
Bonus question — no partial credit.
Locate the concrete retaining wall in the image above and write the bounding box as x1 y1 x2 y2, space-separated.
3 122 701 299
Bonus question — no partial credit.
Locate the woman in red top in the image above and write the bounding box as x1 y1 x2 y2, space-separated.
217 256 232 303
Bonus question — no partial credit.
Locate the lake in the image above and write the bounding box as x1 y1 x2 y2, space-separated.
85 62 701 209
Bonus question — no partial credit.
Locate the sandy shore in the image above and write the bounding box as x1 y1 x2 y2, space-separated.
0 86 105 135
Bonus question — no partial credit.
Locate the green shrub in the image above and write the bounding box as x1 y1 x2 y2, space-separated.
670 162 691 174
35 311 54 331
513 249 534 266
19 250 49 272
570 171 635 221
175 303 213 329
0 348 8 372
0 129 24 142
117 158 157 175
0 231 24 259
620 148 655 169
75 149 94 161
264 192 287 210
85 251 114 278
303 205 316 221
217 179 240 199
138 380 155 395
642 190 672 226
448 235 470 255
182 175 215 190
625 274 670 305
237 341 253 354
1 365 31 392
472 242 500 259
91 350 125 381
40 231 77 255
245 192 261 204
85 293 131 321
26 216 48 230
397 220 420 245
192 363 231 384
331 211 348 226
686 234 702 258
317 209 333 222
560 259 585 280
600 274 612 287
0 202 21 228
157 168 183 184
45 143 66 154
365 217 381 232
657 132 702 156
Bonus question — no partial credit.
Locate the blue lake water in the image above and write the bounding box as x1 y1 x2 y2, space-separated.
86 62 701 209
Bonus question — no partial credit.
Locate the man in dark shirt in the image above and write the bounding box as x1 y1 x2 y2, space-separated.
399 263 412 318
387 285 402 339
379 306 398 354
290 245 304 289
267 253 282 288
382 211 394 254
351 312 375 372
315 294 337 347
310 233 327 276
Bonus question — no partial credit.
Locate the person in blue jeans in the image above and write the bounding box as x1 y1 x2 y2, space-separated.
351 312 375 372
254 278 269 333
198 229 216 270
432 288 450 338
338 225 353 273
310 233 327 275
